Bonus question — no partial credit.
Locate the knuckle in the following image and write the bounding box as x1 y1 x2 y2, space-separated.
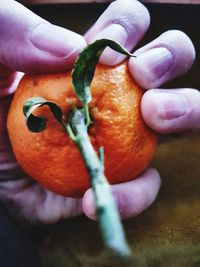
107 0 150 33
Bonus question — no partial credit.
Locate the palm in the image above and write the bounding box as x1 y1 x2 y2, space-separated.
0 85 82 224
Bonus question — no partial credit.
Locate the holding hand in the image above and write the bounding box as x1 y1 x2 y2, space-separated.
0 0 86 223
83 0 196 219
0 0 197 224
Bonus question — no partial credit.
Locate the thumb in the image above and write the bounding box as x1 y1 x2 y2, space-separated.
0 0 86 73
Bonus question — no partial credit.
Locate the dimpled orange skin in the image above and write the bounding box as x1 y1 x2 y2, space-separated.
7 62 157 197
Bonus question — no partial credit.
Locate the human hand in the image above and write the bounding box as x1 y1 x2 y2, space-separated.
0 0 160 224
0 0 87 223
0 0 196 224
82 0 197 219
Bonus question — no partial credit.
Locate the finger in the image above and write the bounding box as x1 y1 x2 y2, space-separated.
82 168 161 220
0 69 23 97
0 0 86 74
141 88 200 134
129 30 195 89
85 0 150 65
33 189 83 224
0 179 82 224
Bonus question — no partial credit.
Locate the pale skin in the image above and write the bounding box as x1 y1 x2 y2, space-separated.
0 0 198 224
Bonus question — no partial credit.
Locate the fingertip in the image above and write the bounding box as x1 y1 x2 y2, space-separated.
129 30 196 89
82 189 96 220
30 23 86 64
144 168 161 191
141 89 182 133
111 168 161 219
129 47 174 89
0 1 86 73
141 88 200 133
26 23 87 73
82 168 161 221
141 89 160 130
85 0 150 66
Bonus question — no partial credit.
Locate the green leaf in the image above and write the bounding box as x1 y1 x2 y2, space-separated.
72 39 134 105
23 97 63 132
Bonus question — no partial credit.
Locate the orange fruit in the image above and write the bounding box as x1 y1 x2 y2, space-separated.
7 61 157 197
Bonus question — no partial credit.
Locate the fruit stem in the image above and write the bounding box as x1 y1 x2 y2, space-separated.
66 109 131 257
83 103 91 127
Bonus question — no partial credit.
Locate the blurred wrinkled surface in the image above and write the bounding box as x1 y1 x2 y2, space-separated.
27 3 200 266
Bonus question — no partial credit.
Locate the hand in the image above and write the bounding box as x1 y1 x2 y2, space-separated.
0 0 160 224
0 0 86 224
82 0 197 219
0 0 196 224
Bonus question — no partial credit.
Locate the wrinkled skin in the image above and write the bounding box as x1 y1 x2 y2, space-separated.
0 0 198 224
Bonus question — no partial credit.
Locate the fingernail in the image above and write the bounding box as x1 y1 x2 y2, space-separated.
136 47 174 79
30 24 85 57
93 24 128 65
156 91 189 120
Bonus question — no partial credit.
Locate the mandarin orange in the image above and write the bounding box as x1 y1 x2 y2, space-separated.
7 61 157 197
